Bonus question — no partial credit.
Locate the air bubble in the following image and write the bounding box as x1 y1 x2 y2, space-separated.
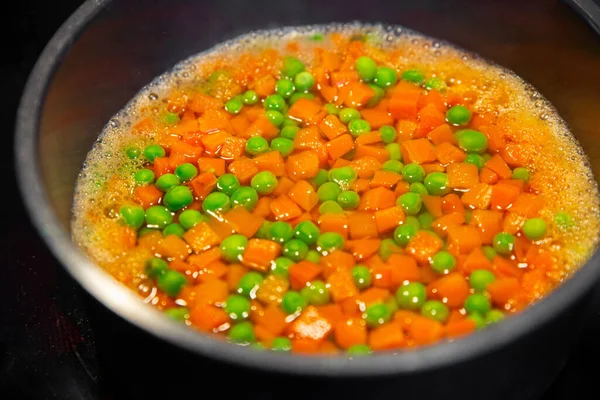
433 41 441 48
148 93 158 101
394 27 402 36
109 119 120 128
386 35 394 42
540 113 549 120
499 73 506 79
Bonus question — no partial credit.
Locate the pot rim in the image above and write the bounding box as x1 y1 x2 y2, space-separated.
14 0 600 377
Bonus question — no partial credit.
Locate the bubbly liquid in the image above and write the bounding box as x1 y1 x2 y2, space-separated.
72 23 599 304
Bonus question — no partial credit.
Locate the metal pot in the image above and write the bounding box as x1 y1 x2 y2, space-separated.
14 0 600 398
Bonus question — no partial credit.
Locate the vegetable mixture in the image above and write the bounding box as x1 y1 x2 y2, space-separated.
72 26 600 355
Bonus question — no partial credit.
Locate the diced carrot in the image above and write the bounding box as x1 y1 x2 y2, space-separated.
374 206 406 233
396 119 417 141
432 212 465 237
289 261 323 290
330 158 351 169
222 205 262 237
419 195 443 218
244 115 279 140
349 156 382 179
287 98 323 124
445 318 477 339
348 212 378 239
155 234 190 260
320 250 355 278
338 81 375 108
219 136 245 160
286 150 320 181
461 247 494 275
405 231 444 265
242 239 281 272
468 209 503 244
428 123 456 145
318 114 348 140
227 157 259 184
347 239 381 261
354 145 390 163
388 86 421 120
422 163 445 174
369 170 402 189
226 264 248 290
134 185 163 208
287 180 319 212
183 222 221 253
360 186 396 211
196 261 228 283
325 133 355 160
318 213 349 240
200 131 230 155
252 196 272 219
153 156 173 177
327 268 359 302
189 304 229 332
170 140 205 162
253 150 286 177
485 154 512 179
320 84 338 103
500 142 528 168
400 138 436 164
414 103 446 138
447 163 479 189
461 183 493 210
497 178 524 192
491 183 520 210
427 273 470 308
418 89 446 112
434 142 467 165
193 279 230 307
442 193 465 214
334 319 367 350
229 114 250 136
493 256 523 279
291 338 321 354
511 193 546 218
369 322 405 350
256 274 290 305
257 304 288 336
386 254 420 283
189 171 217 200
355 131 382 146
479 166 499 185
270 194 303 221
360 108 394 129
395 181 410 196
131 116 157 136
352 178 371 193
272 176 295 197
316 304 344 325
197 157 226 176
330 70 359 87
487 277 523 307
251 74 276 97
446 225 482 255
288 306 333 341
407 316 444 345
188 92 223 113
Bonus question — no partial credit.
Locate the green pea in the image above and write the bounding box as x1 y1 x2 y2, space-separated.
119 205 145 230
174 163 197 182
202 192 231 215
446 105 472 126
281 291 307 314
396 282 427 310
225 98 243 115
289 92 315 104
421 300 449 322
325 103 340 115
230 186 259 211
401 69 424 84
482 245 497 261
337 191 360 210
245 136 270 156
266 110 285 127
264 94 286 112
397 192 422 215
251 171 278 195
269 221 294 244
381 160 403 175
220 234 248 262
523 218 547 241
347 344 372 355
465 210 472 224
339 108 361 124
228 321 255 344
178 209 205 230
465 154 486 170
272 257 294 278
305 250 321 264
280 125 299 140
134 169 155 185
374 67 397 88
126 146 141 159
363 303 392 327
294 71 315 92
301 280 330 305
242 90 259 105
431 251 456 274
319 200 344 214
157 270 188 297
163 223 185 238
294 221 320 246
379 125 397 144
464 293 492 315
386 143 403 161
275 79 295 98
272 337 292 351
424 172 450 196
348 119 371 137
469 270 496 291
145 205 173 229
282 239 309 262
318 181 342 202
237 271 264 297
424 77 447 92
455 129 488 153
281 56 305 78
215 174 240 196
139 227 160 237
512 167 530 183
145 257 168 278
468 312 486 330
144 144 165 162
163 185 193 211
394 224 418 247
316 232 345 254
270 137 294 157
351 265 372 289
402 163 426 183
485 309 505 324
225 294 251 320
329 166 357 188
493 232 515 255
379 238 399 261
418 211 435 230
255 220 272 239
311 169 329 187
355 56 377 82
405 215 421 229
366 84 385 107
410 182 429 195
155 173 180 191
554 212 574 229
164 307 188 322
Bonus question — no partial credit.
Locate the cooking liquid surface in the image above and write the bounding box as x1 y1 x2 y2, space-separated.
70 24 600 354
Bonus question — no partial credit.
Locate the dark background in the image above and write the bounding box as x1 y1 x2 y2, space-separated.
2 0 600 399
